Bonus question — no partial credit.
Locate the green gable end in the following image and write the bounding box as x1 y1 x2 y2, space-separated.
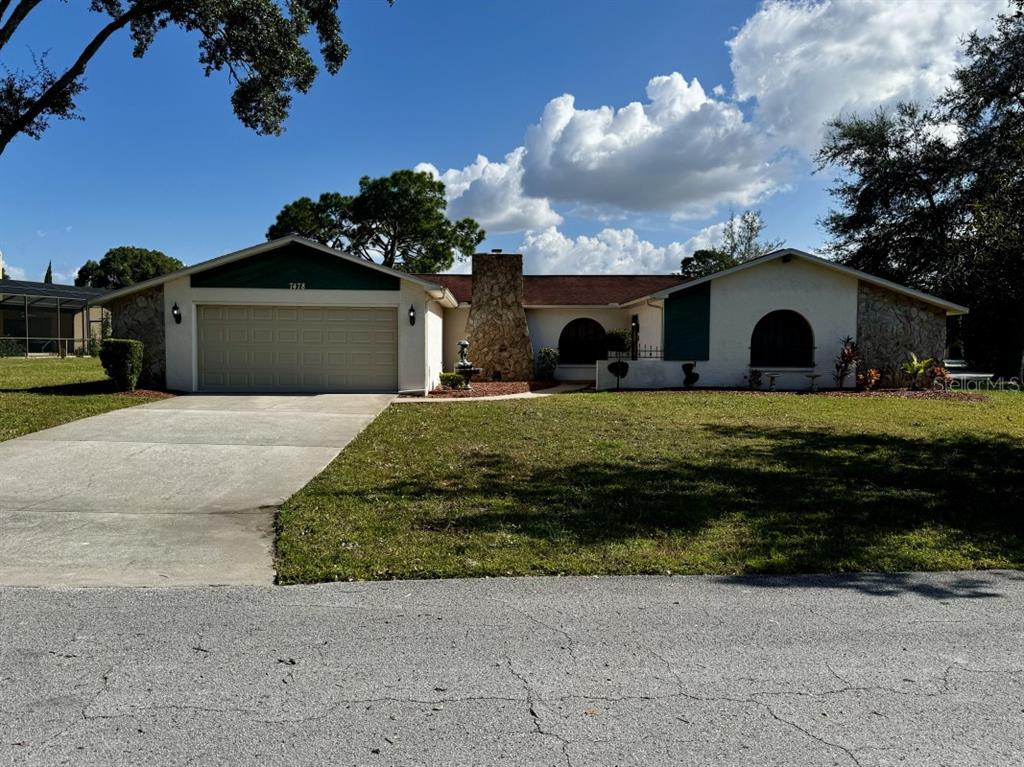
190 242 400 290
664 282 710 361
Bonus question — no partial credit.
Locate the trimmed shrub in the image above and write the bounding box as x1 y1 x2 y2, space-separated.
535 347 559 381
682 362 700 388
608 360 629 389
99 338 144 391
605 328 632 355
439 371 467 390
0 338 25 357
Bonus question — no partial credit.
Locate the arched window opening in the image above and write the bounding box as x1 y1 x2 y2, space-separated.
558 318 607 365
750 310 814 367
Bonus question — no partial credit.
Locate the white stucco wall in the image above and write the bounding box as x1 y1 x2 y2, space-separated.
441 305 640 381
595 258 860 390
441 305 469 371
424 299 444 391
526 307 633 381
162 276 436 393
631 300 663 352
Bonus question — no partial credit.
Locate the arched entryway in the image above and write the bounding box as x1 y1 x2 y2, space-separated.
558 318 607 364
750 310 814 367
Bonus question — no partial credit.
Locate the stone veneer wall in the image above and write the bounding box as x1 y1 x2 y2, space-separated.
108 285 166 388
856 281 946 386
464 253 534 381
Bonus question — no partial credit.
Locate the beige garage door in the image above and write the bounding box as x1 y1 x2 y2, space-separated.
197 305 398 392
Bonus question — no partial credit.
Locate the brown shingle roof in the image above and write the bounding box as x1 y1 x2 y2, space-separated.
418 274 689 306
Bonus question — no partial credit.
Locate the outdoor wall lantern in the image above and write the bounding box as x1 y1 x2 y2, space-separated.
408 305 416 326
171 302 182 325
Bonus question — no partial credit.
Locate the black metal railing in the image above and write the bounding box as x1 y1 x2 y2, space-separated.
608 344 664 361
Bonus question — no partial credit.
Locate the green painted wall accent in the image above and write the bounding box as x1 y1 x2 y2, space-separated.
664 281 710 361
190 241 400 290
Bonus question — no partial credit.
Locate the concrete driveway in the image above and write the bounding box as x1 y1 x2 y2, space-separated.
0 394 392 587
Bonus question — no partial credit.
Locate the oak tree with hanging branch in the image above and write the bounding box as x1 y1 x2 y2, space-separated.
0 0 372 157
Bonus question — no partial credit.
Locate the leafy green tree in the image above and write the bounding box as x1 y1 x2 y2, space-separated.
680 249 739 279
816 0 1024 375
0 1 361 156
680 210 782 277
816 104 963 289
267 170 486 273
267 193 353 250
75 246 183 289
43 260 52 283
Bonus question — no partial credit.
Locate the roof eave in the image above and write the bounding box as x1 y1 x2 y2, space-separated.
93 236 447 305
655 248 969 315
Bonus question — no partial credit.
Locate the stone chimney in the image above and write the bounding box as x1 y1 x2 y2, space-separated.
464 251 534 381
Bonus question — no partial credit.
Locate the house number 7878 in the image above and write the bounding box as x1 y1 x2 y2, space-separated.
289 282 306 290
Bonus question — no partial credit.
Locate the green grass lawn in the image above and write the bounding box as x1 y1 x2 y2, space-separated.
276 391 1024 583
0 357 163 442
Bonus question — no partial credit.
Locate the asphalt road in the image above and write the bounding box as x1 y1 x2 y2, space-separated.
2 571 1022 766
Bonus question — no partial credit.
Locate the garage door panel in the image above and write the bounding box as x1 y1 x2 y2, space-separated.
197 304 398 393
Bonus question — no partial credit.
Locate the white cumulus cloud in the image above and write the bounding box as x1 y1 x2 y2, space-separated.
729 0 1001 153
415 148 561 233
519 223 726 275
521 73 789 218
418 0 1000 275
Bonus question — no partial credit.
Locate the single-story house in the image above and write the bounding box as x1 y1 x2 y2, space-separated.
92 236 967 393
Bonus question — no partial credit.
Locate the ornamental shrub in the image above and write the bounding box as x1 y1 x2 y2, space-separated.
439 371 467 390
608 360 629 389
535 347 559 381
605 328 632 355
682 362 700 388
99 338 144 391
0 338 24 357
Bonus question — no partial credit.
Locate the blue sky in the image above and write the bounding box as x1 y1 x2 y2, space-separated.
0 0 1002 281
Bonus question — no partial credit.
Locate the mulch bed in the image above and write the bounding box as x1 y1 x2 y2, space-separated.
115 389 176 399
423 381 559 399
823 389 988 401
619 387 988 401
